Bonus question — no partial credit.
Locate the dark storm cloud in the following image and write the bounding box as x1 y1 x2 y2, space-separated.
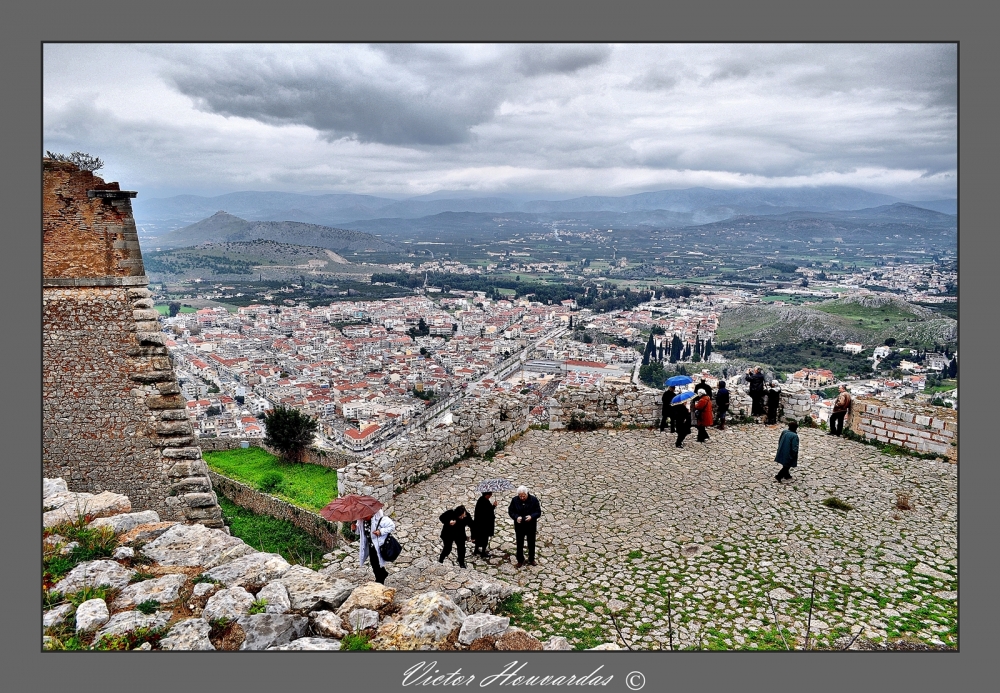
165 44 610 147
513 44 612 76
44 44 957 199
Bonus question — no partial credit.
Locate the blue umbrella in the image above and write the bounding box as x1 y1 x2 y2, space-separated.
665 375 694 387
671 391 696 404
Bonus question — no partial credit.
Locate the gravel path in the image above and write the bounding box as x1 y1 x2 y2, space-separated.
348 425 957 650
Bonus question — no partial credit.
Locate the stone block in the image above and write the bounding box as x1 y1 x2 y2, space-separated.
164 447 203 460
146 394 186 410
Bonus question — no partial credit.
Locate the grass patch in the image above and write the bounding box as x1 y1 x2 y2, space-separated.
823 496 854 511
628 550 643 560
821 497 854 511
204 447 337 512
43 519 118 588
249 598 268 615
217 496 326 569
136 599 160 615
341 632 373 650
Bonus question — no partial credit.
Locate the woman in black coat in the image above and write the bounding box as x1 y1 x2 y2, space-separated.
438 505 474 568
765 382 781 425
472 492 497 558
672 401 692 448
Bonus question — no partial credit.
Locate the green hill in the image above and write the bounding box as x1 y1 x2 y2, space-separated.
717 294 956 348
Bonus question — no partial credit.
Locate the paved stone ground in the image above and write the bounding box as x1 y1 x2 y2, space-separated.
329 425 957 650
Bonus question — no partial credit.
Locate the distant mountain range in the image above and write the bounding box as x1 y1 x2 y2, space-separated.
132 185 956 234
152 212 399 252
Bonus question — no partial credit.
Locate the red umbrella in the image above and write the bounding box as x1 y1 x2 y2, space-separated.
320 494 383 522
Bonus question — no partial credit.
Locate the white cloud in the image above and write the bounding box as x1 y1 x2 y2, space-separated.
43 43 956 200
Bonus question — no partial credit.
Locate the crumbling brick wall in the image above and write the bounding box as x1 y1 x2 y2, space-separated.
42 159 223 526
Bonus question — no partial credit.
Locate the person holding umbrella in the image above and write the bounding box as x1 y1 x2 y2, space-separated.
351 508 395 585
473 492 497 559
438 504 474 568
508 486 542 568
670 391 694 448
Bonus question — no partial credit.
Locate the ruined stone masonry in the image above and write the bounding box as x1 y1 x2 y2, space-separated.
42 159 223 527
848 398 958 462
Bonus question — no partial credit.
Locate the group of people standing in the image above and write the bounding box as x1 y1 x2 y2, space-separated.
660 377 730 448
661 368 793 448
438 485 542 569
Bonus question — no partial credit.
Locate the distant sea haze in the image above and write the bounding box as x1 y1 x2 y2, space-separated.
132 185 956 232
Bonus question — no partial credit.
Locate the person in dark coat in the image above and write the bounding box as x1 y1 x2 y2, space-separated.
694 378 713 400
774 420 800 482
765 381 781 425
715 381 731 430
472 492 497 558
508 486 542 568
748 367 766 418
438 505 474 568
672 400 692 448
660 386 676 432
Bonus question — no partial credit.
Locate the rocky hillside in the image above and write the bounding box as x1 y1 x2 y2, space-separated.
42 479 612 651
153 211 399 253
717 294 957 346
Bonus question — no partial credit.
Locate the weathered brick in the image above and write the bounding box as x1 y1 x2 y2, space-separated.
42 161 221 527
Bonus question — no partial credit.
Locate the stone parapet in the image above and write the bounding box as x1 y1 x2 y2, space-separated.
847 398 958 462
548 384 659 430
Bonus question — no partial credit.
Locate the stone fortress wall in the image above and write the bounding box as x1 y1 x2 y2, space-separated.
848 398 958 462
336 392 533 516
42 159 223 527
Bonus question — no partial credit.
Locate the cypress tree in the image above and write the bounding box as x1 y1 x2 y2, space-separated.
670 334 682 363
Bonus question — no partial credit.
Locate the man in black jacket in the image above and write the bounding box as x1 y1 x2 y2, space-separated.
748 367 766 419
438 505 474 568
508 486 542 568
472 492 497 558
715 381 731 430
694 378 713 400
660 386 676 432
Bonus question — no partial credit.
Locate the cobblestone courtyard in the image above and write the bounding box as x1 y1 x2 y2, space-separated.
350 425 957 650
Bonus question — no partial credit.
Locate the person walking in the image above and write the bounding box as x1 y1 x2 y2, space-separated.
715 381 731 430
774 420 800 482
672 399 692 448
765 381 782 426
508 486 542 568
352 509 395 585
438 505 474 568
660 386 676 432
472 491 497 558
693 391 713 442
748 367 766 420
829 386 852 436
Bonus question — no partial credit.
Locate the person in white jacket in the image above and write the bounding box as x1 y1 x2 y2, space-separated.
352 509 395 584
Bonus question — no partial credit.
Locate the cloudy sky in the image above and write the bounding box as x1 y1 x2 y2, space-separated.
43 43 956 201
